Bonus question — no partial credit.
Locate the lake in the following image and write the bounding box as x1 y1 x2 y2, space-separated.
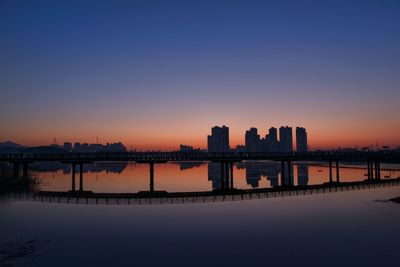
1 161 400 266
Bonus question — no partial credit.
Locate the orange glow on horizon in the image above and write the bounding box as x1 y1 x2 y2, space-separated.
2 109 400 151
4 126 400 151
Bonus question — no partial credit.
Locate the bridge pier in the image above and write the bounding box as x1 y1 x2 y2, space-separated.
230 162 234 189
149 162 154 192
220 162 225 190
79 163 83 191
372 160 375 180
371 160 375 180
22 163 29 178
375 161 381 180
136 160 167 194
377 161 381 180
280 161 293 187
225 162 233 189
224 162 229 189
367 160 371 180
367 160 382 181
71 163 76 191
336 161 340 183
216 161 235 190
329 161 333 183
63 161 92 193
13 162 19 178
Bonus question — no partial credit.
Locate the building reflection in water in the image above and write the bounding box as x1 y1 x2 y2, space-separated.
28 162 128 174
208 161 309 189
241 162 280 188
282 162 295 186
297 163 309 186
208 162 233 190
178 162 205 171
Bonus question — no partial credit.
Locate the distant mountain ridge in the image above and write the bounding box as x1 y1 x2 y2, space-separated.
0 141 26 148
0 141 68 154
0 141 27 153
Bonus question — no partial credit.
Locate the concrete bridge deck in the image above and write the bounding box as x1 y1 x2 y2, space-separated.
2 151 400 163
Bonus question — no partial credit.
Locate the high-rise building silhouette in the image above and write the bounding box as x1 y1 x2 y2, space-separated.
207 125 230 152
296 127 308 152
63 142 72 152
245 128 260 152
265 127 279 152
279 126 293 153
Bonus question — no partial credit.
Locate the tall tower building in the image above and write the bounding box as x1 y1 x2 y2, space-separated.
296 127 308 152
265 127 279 152
207 125 230 152
279 126 293 153
245 128 260 152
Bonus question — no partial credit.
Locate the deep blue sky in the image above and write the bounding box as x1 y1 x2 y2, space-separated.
1 0 399 149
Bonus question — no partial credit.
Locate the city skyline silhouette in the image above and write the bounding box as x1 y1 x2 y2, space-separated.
1 124 398 152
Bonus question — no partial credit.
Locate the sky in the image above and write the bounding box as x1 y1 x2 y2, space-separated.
0 0 399 150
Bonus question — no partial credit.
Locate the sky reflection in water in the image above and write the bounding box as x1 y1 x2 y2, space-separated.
32 161 400 193
1 162 400 266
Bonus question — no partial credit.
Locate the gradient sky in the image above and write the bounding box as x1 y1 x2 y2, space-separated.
1 0 399 150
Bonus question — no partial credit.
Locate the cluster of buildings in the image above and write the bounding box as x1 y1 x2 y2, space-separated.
179 144 201 152
62 142 127 153
207 125 308 153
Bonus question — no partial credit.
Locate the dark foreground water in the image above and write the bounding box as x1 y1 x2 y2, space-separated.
1 162 400 266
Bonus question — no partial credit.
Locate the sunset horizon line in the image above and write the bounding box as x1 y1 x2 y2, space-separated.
2 138 399 151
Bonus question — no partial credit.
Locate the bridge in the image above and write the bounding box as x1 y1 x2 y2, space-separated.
2 150 400 162
2 151 400 193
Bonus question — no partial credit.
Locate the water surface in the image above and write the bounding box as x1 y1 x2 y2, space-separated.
1 161 400 266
